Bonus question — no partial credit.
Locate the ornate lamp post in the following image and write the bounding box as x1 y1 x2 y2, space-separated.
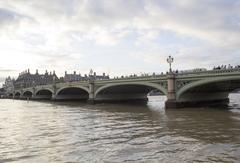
89 69 94 81
89 69 93 76
167 55 174 73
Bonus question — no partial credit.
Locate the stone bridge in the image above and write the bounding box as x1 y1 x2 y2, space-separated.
9 69 240 108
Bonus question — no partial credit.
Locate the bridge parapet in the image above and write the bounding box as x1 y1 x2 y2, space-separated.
95 76 168 84
176 68 240 77
107 74 167 80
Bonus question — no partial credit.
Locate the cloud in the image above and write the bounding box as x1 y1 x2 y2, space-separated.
0 68 16 72
0 7 34 34
0 68 17 84
2 0 239 47
0 8 22 26
0 77 6 84
136 0 240 48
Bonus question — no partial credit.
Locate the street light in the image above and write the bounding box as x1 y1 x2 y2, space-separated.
89 69 94 82
167 55 174 73
89 69 93 76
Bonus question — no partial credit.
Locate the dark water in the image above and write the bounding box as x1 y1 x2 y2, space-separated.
0 94 240 163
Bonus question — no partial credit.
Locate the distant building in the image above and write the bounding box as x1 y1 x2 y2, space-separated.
2 76 15 94
148 89 163 96
89 72 110 80
0 88 6 98
14 69 59 89
8 69 110 89
64 71 83 82
63 71 109 82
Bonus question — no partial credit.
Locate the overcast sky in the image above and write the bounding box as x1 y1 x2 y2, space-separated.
0 0 240 84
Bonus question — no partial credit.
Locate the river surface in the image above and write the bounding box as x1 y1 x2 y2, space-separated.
0 94 240 163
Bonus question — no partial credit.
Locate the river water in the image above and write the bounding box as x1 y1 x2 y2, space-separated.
0 94 240 163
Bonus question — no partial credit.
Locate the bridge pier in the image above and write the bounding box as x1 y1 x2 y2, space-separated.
87 98 95 104
88 80 95 104
166 89 231 108
165 73 178 108
165 100 181 108
51 94 57 101
165 98 230 108
33 95 52 100
94 94 149 103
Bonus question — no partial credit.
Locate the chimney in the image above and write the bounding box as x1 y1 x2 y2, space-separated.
27 69 30 73
65 71 67 75
45 70 48 75
103 73 105 77
36 69 38 75
74 71 76 75
94 72 96 76
53 70 55 75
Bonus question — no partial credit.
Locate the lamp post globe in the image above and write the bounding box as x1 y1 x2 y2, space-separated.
167 55 174 73
89 69 93 76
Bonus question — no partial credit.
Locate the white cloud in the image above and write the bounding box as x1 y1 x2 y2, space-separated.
140 0 240 48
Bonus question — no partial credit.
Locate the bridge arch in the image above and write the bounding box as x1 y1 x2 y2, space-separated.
55 86 89 100
56 86 89 95
35 89 53 100
36 88 54 94
95 82 167 102
177 76 240 101
22 91 33 99
8 93 13 98
14 92 21 98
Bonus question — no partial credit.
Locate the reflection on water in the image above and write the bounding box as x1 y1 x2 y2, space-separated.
0 94 240 162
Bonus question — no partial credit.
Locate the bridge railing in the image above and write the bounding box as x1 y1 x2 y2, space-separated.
175 68 240 77
96 73 167 82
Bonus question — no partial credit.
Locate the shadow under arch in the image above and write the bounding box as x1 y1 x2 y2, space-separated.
55 86 89 101
35 89 53 100
95 82 167 103
177 76 240 103
14 92 21 99
22 91 33 99
8 93 13 98
36 88 54 94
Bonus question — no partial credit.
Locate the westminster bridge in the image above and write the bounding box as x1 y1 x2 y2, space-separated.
8 69 240 108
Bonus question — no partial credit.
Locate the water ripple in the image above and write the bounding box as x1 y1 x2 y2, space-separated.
0 95 240 162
